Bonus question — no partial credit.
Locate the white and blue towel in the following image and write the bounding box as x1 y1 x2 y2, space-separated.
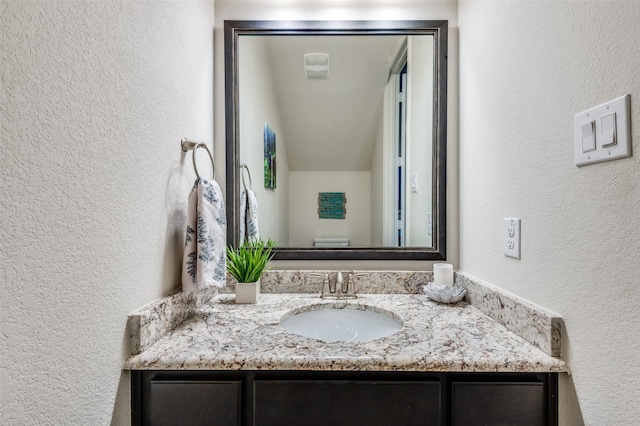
182 178 227 292
239 188 260 243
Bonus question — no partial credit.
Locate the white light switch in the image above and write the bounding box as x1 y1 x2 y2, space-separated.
574 94 631 166
580 121 596 152
503 218 521 259
410 173 418 193
601 113 617 147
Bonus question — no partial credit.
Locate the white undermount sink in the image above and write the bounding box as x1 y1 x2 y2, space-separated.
280 304 403 343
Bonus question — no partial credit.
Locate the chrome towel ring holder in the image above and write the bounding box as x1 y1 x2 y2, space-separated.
181 137 215 180
239 163 253 191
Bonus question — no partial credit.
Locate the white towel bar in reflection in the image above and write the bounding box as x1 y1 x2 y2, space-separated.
239 163 253 191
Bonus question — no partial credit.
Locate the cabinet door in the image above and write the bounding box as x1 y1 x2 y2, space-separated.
452 382 545 426
146 380 241 426
254 380 441 426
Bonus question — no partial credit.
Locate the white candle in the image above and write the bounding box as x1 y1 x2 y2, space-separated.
433 263 454 287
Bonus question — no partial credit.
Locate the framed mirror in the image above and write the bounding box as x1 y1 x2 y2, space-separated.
225 20 447 260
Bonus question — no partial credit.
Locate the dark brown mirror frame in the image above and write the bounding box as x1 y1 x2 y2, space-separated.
225 20 447 260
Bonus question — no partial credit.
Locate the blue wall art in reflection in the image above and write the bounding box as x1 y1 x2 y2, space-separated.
264 123 276 189
318 192 346 219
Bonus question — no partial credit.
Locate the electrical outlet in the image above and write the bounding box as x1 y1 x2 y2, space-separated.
504 218 521 259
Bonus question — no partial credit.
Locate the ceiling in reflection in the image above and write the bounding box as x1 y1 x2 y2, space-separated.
262 35 405 172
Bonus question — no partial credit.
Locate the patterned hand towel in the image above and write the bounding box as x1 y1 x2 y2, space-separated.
182 178 227 292
239 188 260 243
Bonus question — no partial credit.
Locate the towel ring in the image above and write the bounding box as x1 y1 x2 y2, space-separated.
181 137 215 180
240 163 253 191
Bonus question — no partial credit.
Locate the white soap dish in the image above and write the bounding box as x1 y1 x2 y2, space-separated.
423 282 466 304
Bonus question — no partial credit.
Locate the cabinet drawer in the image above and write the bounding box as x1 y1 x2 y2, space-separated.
146 380 241 426
452 381 545 426
254 380 441 426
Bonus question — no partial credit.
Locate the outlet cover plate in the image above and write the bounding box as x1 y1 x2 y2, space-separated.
504 218 521 259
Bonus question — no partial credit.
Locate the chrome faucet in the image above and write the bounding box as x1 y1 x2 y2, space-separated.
336 271 344 293
310 271 361 299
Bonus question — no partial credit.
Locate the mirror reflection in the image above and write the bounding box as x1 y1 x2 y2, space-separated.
239 34 433 248
225 21 447 260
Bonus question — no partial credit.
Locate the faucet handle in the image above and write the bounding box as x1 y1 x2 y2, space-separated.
346 272 367 297
336 271 346 293
348 272 367 281
309 272 331 296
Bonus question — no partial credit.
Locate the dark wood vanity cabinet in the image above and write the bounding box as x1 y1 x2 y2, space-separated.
253 380 441 425
134 376 241 426
452 381 547 425
132 371 557 426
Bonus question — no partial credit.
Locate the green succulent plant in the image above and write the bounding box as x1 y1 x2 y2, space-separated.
226 238 276 283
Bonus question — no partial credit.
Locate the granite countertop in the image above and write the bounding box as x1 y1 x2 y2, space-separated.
125 292 566 373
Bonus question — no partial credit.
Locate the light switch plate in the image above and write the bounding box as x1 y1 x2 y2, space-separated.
574 94 631 166
410 173 418 193
504 218 521 259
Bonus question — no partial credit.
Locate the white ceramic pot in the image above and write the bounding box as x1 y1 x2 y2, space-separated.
235 280 260 304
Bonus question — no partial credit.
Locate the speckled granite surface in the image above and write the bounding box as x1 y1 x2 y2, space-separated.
456 273 562 357
222 270 433 294
125 293 565 373
127 270 432 356
128 287 218 354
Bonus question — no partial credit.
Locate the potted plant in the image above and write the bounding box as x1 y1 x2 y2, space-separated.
226 238 276 304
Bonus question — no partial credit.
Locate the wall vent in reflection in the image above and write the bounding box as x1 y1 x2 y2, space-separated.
304 53 330 79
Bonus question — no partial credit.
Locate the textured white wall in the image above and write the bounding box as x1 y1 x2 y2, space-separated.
370 113 386 246
406 35 434 246
459 1 640 424
239 36 290 245
289 172 372 246
1 1 214 424
214 0 459 269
